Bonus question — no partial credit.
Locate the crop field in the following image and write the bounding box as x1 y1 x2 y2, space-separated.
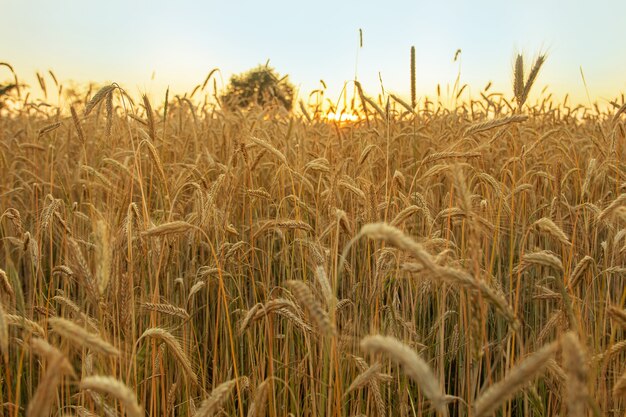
0 62 626 417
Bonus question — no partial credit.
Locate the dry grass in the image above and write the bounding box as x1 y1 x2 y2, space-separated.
0 61 625 417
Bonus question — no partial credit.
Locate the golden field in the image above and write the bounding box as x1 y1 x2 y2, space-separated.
1 68 626 417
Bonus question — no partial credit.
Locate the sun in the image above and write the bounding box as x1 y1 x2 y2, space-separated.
325 111 359 123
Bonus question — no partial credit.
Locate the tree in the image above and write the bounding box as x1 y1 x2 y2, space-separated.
0 84 16 110
221 64 294 111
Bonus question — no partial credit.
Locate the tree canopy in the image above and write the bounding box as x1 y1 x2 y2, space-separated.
221 64 294 111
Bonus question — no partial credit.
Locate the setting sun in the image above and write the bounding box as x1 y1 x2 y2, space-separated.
325 111 360 122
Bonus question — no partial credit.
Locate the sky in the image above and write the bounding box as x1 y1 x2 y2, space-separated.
2 0 626 107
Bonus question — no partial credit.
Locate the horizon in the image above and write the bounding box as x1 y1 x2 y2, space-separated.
3 0 626 109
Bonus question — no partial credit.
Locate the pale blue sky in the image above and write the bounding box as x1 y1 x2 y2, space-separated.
2 0 625 106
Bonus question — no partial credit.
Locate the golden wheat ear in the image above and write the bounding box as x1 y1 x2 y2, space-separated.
84 84 115 116
79 376 143 417
562 331 588 417
27 339 76 417
522 54 547 105
286 280 335 336
137 327 198 383
361 334 448 415
514 52 547 110
514 54 525 108
474 340 559 417
195 378 240 417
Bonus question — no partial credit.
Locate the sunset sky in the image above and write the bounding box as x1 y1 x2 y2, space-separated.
2 0 626 107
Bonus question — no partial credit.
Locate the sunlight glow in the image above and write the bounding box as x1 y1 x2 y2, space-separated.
325 111 359 123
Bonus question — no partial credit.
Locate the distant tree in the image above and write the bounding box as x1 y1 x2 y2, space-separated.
221 64 294 111
0 84 16 110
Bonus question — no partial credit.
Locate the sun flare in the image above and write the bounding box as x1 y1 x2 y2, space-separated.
325 111 359 122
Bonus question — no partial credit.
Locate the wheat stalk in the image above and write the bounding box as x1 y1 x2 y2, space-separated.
0 302 8 355
410 46 416 108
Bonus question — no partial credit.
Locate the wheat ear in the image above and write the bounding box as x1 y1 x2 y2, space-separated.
138 327 198 383
562 331 588 417
474 340 558 417
49 317 119 356
142 221 194 237
27 338 76 417
361 334 447 415
532 217 571 246
195 378 239 417
286 280 335 336
79 375 143 417
247 379 270 417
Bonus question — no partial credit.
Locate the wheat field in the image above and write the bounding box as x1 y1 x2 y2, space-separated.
1 63 626 417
